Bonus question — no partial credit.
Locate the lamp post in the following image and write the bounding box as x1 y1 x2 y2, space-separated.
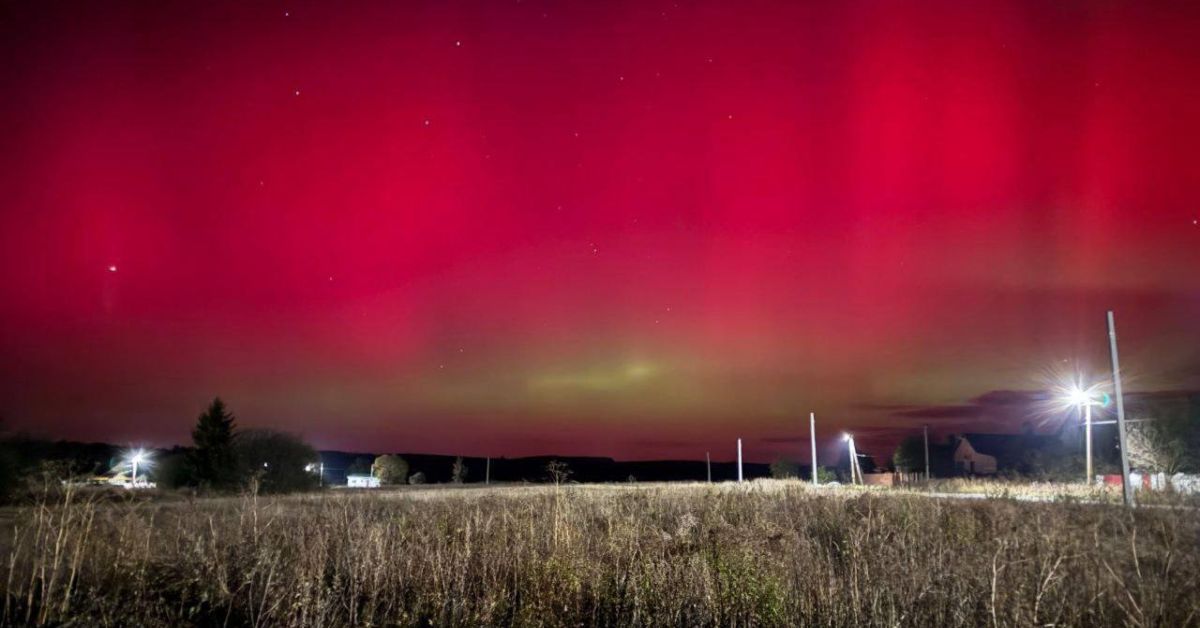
842 433 861 485
131 452 144 486
1065 385 1105 486
124 449 150 488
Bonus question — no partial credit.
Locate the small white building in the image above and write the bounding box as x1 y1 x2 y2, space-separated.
347 474 380 488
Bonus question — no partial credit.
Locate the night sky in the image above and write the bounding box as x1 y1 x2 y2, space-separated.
2 1 1198 463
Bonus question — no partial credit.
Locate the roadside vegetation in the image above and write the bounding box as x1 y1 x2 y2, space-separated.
2 479 1197 627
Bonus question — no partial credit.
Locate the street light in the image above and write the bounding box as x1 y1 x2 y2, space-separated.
842 433 861 485
1058 380 1107 485
125 449 150 487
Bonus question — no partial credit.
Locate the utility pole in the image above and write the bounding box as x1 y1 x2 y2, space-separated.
844 434 862 485
1084 404 1093 485
706 451 712 483
737 438 743 482
923 424 930 482
1107 311 1134 507
485 457 491 485
810 412 818 486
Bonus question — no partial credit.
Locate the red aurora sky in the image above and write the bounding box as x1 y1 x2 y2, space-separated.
1 1 1198 463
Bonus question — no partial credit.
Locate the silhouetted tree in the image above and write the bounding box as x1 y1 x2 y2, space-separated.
769 457 800 479
451 456 468 483
892 436 925 473
153 446 196 489
233 429 319 493
0 419 17 503
347 457 373 476
189 398 237 490
372 454 408 485
546 460 571 485
1124 393 1200 474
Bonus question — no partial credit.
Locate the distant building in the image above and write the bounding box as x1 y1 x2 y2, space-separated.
952 432 1059 475
347 474 380 488
953 437 999 475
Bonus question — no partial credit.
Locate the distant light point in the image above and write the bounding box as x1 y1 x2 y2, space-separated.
284 11 290 17
423 119 431 126
107 265 118 273
455 40 462 47
294 89 301 96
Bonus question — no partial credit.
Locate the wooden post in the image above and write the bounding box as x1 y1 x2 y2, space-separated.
485 457 491 485
923 424 930 482
1107 311 1134 507
706 451 712 483
737 439 743 482
810 412 818 486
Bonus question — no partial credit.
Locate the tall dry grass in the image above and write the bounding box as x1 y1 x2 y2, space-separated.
1 480 1197 627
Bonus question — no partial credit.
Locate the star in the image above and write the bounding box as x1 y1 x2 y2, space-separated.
107 265 118 273
455 40 462 47
423 119 431 126
284 11 290 17
294 89 301 96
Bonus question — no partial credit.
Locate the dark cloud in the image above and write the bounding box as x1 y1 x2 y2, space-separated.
891 405 985 420
761 435 807 444
970 390 1047 406
890 389 1051 422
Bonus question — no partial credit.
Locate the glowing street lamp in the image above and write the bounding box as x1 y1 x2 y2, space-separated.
126 449 149 487
842 433 862 486
1060 381 1107 485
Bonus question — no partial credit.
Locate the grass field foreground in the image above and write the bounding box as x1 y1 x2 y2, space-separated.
2 480 1198 627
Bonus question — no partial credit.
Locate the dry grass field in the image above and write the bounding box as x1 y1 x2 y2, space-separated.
2 479 1198 627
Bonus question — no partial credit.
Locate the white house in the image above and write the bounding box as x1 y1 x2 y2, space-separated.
347 474 381 488
952 437 998 475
